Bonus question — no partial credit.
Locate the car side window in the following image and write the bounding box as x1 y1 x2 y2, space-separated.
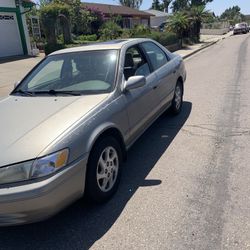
141 42 168 71
123 46 150 80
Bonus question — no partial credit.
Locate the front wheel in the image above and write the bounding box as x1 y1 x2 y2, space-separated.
85 136 122 203
170 81 183 115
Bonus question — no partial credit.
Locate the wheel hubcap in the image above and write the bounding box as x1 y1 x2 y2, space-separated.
175 85 182 109
96 146 119 192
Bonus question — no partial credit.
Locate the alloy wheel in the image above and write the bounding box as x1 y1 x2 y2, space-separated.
174 85 182 110
96 146 119 192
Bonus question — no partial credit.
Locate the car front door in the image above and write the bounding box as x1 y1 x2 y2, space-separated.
122 45 159 145
141 41 176 110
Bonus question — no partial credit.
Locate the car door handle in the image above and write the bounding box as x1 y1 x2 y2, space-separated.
172 70 176 74
153 85 158 90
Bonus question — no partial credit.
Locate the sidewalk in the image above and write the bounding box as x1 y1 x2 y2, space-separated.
175 31 232 59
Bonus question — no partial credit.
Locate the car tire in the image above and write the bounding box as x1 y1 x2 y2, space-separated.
170 81 183 115
85 136 122 203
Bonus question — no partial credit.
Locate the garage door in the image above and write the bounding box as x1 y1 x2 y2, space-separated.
0 12 23 57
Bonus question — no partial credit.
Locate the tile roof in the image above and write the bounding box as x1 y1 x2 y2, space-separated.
83 3 153 17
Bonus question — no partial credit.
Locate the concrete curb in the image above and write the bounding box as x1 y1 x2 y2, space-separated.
182 39 220 60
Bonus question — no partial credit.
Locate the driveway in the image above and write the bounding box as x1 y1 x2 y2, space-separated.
0 55 43 97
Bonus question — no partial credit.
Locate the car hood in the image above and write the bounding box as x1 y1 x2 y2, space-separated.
0 94 109 167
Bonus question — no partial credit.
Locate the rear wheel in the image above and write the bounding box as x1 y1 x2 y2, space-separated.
170 81 183 115
85 136 122 203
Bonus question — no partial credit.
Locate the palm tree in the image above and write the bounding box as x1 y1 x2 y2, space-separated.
187 5 210 41
167 12 189 47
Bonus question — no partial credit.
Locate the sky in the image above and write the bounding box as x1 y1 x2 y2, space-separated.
82 0 250 15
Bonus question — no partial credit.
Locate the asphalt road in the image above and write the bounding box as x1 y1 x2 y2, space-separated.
0 33 250 250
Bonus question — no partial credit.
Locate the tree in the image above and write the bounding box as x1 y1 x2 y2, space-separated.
151 0 172 12
162 0 172 13
39 0 53 7
87 7 104 34
220 6 244 24
172 0 188 12
191 0 213 6
119 0 143 9
171 0 212 41
171 0 213 12
40 2 71 45
151 0 163 11
187 5 210 40
167 12 189 46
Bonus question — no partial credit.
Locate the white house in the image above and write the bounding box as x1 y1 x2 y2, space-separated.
144 9 171 28
0 0 34 58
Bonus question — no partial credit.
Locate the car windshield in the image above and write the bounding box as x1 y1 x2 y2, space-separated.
12 50 118 96
235 23 244 28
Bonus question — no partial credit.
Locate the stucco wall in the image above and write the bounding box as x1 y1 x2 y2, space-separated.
0 0 16 8
150 16 167 28
200 28 229 35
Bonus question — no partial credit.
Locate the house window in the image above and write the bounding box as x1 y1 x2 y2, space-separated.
141 19 148 26
123 18 131 29
29 16 41 39
132 18 140 27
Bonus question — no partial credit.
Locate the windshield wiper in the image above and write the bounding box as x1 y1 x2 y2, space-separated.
12 89 34 96
33 90 82 96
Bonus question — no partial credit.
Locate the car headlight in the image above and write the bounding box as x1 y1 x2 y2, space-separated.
0 149 69 185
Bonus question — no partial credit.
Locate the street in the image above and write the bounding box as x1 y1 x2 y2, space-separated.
0 33 250 250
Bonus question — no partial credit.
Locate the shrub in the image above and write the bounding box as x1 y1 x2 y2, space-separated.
44 43 65 55
77 34 97 41
121 29 132 38
156 32 179 46
131 24 151 36
146 31 161 41
85 7 105 34
99 21 122 40
129 30 179 47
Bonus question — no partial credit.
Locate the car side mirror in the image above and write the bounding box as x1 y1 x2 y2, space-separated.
124 76 146 91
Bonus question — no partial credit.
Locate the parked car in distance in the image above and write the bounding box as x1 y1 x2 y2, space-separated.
233 23 249 35
0 38 186 226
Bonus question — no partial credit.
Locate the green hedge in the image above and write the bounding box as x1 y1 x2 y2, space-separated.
77 34 97 41
131 31 179 47
44 29 179 54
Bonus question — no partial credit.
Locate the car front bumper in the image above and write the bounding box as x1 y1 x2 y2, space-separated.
0 155 88 226
233 29 245 34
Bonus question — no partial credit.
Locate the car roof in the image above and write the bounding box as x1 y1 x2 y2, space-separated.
50 38 151 56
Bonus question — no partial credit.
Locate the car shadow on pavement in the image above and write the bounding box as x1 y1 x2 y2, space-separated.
0 101 192 250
